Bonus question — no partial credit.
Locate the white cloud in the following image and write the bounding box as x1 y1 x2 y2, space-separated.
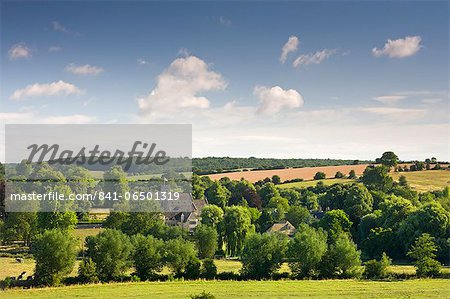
372 36 422 58
65 63 104 75
10 80 82 100
137 58 149 65
8 44 32 60
280 36 299 64
42 114 96 124
52 21 69 33
219 16 232 27
48 46 62 52
138 55 227 116
373 95 407 105
421 98 442 105
293 49 337 68
254 85 304 114
360 107 427 121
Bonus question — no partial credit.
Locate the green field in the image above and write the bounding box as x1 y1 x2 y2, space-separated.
1 279 449 299
391 170 450 192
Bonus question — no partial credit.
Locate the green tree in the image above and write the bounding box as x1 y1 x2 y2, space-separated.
1 212 37 246
318 210 352 243
288 224 328 278
320 233 361 278
398 175 408 187
271 175 281 185
200 205 224 228
314 172 326 180
240 233 288 279
258 182 280 206
361 165 393 191
85 229 133 281
131 234 164 280
407 233 441 277
223 206 254 256
201 258 217 279
33 229 78 286
37 211 78 231
163 237 198 276
194 225 218 259
285 206 312 228
363 252 391 279
343 184 373 223
379 151 399 169
348 169 357 179
334 171 345 178
78 258 99 283
205 181 230 208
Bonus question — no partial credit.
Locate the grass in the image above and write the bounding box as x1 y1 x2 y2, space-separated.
73 227 103 249
1 279 449 299
278 178 356 189
391 170 450 192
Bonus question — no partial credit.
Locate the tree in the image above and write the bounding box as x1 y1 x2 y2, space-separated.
85 229 133 281
363 252 391 279
121 212 163 236
407 233 441 277
288 224 328 278
379 151 399 169
271 175 281 185
285 206 312 228
1 212 37 246
102 166 129 207
334 171 345 179
201 258 217 279
223 206 254 256
280 189 301 206
205 181 230 208
398 175 408 187
348 170 357 179
33 229 78 286
320 233 361 278
37 211 78 231
163 237 198 276
361 166 393 191
314 172 326 180
318 210 352 243
78 258 99 283
131 234 164 280
200 205 224 228
240 233 288 279
258 182 280 207
343 184 373 223
194 225 218 259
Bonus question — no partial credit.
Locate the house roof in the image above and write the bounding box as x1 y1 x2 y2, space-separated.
266 220 297 236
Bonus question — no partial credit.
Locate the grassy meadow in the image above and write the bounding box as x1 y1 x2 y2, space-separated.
1 279 449 299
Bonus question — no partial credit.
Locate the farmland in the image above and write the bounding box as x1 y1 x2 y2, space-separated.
1 279 449 299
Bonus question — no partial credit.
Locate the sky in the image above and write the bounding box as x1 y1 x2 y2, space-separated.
1 1 449 161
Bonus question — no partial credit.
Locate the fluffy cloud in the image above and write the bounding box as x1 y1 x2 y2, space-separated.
254 85 304 114
10 80 82 100
137 58 149 65
138 55 227 116
8 44 31 60
372 36 422 58
66 63 104 75
219 16 232 27
293 49 337 68
280 36 299 64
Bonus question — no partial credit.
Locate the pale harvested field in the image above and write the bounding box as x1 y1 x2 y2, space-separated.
206 164 371 183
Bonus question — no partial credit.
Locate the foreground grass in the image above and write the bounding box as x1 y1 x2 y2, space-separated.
1 279 449 299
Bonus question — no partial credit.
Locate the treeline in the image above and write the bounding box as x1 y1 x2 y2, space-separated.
192 157 369 175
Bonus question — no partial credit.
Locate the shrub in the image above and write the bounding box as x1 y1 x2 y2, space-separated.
314 172 326 180
194 225 218 259
0 277 12 290
190 291 216 299
363 252 391 279
201 258 217 279
184 257 201 279
85 229 133 281
78 258 99 284
33 229 78 286
164 238 198 276
407 233 441 277
334 171 345 179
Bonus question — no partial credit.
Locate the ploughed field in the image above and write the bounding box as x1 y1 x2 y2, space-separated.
1 279 449 299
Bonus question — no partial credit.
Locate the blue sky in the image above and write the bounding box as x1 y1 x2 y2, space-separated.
1 1 449 160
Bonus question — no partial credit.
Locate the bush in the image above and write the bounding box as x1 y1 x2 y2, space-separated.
78 258 99 283
0 277 12 290
184 257 201 279
201 258 217 279
85 229 133 281
314 172 326 180
194 225 218 259
407 233 442 277
164 238 198 276
334 171 345 179
363 252 391 279
33 229 78 286
190 291 216 299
